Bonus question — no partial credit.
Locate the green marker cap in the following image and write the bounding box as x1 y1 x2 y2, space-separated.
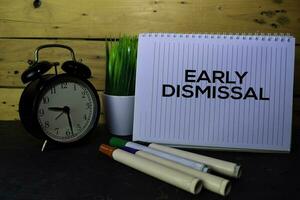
109 137 128 148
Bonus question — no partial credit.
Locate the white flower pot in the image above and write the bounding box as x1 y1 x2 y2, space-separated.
102 93 135 136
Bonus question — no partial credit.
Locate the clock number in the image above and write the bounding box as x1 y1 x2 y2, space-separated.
54 128 59 135
83 114 87 120
65 130 73 136
38 108 45 116
81 89 88 98
76 124 81 132
50 86 56 94
73 84 77 91
61 82 68 89
42 96 49 104
44 121 50 129
86 102 91 109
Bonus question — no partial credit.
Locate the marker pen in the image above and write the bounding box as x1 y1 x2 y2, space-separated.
149 143 242 178
109 137 209 173
122 146 231 196
99 144 202 195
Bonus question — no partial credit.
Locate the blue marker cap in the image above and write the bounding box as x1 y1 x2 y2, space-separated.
121 146 139 154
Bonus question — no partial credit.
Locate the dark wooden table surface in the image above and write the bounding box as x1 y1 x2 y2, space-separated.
0 121 299 200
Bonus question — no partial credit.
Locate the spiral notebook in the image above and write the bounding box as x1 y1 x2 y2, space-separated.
133 33 295 152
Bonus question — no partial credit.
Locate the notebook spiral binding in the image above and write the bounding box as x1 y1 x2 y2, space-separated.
140 33 293 42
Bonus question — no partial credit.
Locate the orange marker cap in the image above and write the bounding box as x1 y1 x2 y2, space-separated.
99 144 116 158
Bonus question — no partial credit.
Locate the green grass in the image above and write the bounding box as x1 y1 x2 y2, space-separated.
105 36 138 96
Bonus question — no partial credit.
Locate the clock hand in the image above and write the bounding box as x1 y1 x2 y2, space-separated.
67 113 74 134
55 112 64 120
65 107 74 134
49 106 73 132
51 106 68 120
48 107 64 111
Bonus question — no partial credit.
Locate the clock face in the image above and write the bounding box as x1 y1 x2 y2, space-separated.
36 77 99 143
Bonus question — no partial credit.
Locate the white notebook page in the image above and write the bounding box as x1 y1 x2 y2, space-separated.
133 33 295 152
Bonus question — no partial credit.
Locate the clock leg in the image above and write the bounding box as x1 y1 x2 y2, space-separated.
41 140 48 152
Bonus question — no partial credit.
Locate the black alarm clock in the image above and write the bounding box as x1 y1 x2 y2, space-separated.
19 44 100 145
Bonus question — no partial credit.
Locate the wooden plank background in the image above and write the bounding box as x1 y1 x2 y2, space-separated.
0 0 299 124
0 39 106 90
1 0 300 38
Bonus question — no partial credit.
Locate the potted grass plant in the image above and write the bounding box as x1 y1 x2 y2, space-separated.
102 36 138 136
